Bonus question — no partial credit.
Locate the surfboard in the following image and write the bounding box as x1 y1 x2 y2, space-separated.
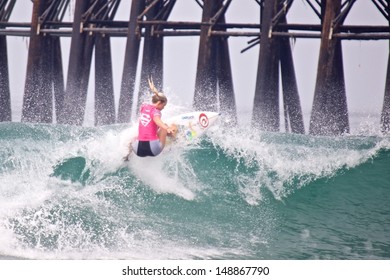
120 111 219 157
165 111 220 143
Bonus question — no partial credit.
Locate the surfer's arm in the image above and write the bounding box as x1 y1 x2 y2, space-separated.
153 116 173 134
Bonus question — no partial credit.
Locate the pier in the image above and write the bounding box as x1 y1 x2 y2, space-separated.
0 0 390 135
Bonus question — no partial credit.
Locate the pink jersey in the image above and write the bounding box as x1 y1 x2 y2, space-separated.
137 103 161 141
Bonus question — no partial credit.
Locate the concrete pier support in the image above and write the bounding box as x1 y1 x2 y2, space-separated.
61 0 93 125
216 15 237 125
22 0 54 123
93 0 118 126
117 0 145 123
0 28 11 122
193 0 219 111
309 0 349 135
251 0 304 133
194 0 237 123
0 0 13 122
381 2 390 133
279 16 305 134
280 37 305 134
57 0 118 126
252 0 280 131
52 37 65 123
138 0 164 109
381 50 390 133
95 33 116 126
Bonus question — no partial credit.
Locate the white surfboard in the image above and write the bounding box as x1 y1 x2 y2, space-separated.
165 111 220 144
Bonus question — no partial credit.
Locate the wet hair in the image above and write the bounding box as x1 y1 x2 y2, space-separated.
151 92 167 104
148 77 167 104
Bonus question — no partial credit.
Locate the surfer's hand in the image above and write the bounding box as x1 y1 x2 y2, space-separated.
167 124 178 138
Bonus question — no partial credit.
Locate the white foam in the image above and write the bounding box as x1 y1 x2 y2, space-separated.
127 153 196 200
206 124 388 202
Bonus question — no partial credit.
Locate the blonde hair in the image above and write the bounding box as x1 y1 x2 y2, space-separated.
152 93 167 104
148 77 167 104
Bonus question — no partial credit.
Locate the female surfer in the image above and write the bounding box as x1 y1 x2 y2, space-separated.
124 78 177 159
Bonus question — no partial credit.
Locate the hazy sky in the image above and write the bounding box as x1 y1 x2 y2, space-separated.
6 0 389 125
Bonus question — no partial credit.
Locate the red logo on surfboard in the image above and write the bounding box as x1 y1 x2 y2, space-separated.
199 113 209 128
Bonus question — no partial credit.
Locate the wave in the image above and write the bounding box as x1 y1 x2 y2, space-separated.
0 122 389 259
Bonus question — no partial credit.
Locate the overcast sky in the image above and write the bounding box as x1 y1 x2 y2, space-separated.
6 0 388 125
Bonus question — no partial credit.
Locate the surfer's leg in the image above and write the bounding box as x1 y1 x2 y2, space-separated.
158 124 177 148
157 127 168 148
149 140 163 156
123 142 132 161
123 140 137 161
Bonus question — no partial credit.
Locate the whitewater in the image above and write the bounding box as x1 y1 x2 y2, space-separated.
0 111 389 259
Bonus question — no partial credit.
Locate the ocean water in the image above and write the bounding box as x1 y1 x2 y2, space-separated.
0 116 389 260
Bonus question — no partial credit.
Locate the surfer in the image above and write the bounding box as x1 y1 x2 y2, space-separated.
124 78 177 160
